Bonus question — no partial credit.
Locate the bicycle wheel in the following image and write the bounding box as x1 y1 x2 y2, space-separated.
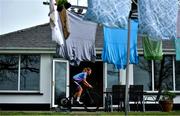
60 97 69 107
81 91 101 112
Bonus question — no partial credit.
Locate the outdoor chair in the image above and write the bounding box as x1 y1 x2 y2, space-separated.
129 85 144 111
144 88 163 111
112 85 125 111
104 88 113 112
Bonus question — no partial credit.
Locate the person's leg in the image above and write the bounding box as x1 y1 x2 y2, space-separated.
76 86 83 102
71 81 78 104
72 81 83 104
73 92 78 98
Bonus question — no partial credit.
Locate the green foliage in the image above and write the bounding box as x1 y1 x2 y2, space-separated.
56 0 68 11
161 90 176 101
57 0 67 7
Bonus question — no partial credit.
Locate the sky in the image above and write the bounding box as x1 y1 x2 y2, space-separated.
0 0 87 35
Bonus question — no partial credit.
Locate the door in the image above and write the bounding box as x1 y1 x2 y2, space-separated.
69 61 104 107
52 59 69 107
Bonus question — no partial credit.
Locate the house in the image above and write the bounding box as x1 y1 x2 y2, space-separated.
0 23 179 111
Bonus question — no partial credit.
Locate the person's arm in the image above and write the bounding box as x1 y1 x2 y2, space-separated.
82 79 93 88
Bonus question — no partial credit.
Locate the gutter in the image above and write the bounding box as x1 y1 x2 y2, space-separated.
0 47 56 54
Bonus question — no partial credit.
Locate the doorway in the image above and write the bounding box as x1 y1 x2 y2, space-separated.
70 61 103 107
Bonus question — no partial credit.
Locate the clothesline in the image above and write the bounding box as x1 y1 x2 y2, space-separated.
43 1 138 19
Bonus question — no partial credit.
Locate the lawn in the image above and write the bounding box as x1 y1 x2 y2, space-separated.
0 111 180 116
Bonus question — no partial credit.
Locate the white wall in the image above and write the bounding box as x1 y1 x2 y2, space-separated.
119 64 134 85
174 96 180 104
0 54 52 104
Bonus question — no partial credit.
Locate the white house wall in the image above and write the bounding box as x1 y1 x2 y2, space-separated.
0 54 52 104
174 96 180 104
119 64 134 85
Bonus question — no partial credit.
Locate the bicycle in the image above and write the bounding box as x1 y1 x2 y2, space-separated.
59 87 101 112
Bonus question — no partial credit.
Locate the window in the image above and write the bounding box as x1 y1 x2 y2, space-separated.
0 55 19 90
55 61 68 105
133 56 152 91
175 61 180 90
154 56 173 91
20 55 40 91
134 55 178 91
0 54 40 91
107 64 119 88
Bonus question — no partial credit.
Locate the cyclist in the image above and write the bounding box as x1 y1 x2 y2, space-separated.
71 67 93 104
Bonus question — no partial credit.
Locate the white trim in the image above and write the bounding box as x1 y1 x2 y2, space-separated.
18 55 21 91
145 90 180 93
0 91 41 93
0 48 103 54
0 47 56 50
39 55 43 94
52 59 69 107
52 60 56 107
173 56 176 91
0 48 56 54
152 60 154 91
103 62 107 108
66 61 70 98
104 63 107 90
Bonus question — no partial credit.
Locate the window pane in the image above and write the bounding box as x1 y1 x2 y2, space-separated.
20 55 40 91
175 61 180 90
154 56 173 91
107 64 119 89
133 56 152 91
55 62 67 105
0 55 19 90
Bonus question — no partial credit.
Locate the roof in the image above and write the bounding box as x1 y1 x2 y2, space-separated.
0 23 56 49
0 23 175 53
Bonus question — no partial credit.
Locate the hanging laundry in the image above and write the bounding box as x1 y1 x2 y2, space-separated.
56 0 71 12
58 6 70 39
177 8 180 38
84 0 131 28
56 0 70 39
49 0 64 45
175 39 180 61
58 11 97 66
138 0 178 40
102 20 139 69
142 36 163 60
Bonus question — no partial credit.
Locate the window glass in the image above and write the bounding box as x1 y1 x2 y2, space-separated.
55 62 67 105
175 61 180 90
20 55 40 90
133 56 152 91
107 64 119 89
154 56 173 91
0 55 19 90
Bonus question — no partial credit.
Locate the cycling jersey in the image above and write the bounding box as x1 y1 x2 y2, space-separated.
73 72 87 82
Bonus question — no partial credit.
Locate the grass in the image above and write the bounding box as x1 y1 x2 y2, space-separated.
0 111 180 116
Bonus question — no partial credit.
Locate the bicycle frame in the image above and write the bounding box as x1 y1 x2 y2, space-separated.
58 88 101 112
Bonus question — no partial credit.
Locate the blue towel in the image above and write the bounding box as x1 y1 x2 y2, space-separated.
84 0 131 28
177 9 180 38
175 39 180 61
138 0 178 40
102 20 139 69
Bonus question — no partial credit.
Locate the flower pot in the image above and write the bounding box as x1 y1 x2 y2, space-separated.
159 100 173 112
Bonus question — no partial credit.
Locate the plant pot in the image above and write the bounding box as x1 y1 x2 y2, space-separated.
159 100 173 112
